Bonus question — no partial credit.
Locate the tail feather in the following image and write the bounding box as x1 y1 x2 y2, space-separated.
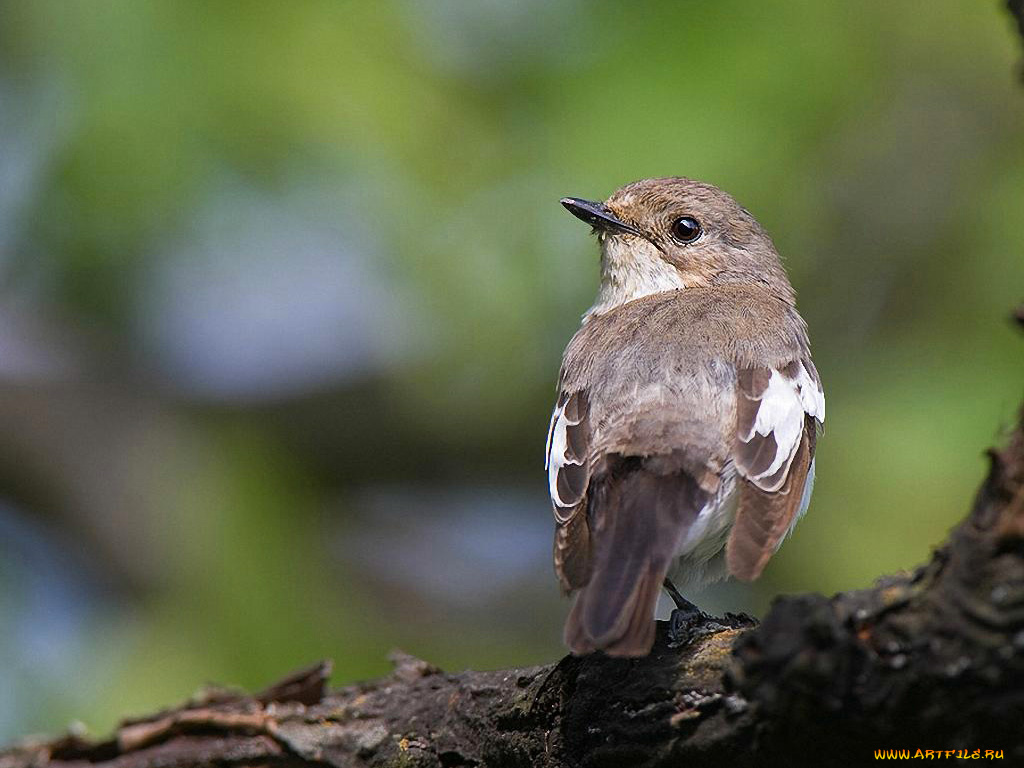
564 462 707 656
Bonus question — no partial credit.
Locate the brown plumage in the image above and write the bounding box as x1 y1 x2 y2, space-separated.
728 414 817 581
547 178 824 656
564 456 708 655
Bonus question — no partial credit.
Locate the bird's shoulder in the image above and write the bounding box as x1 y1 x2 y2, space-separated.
561 284 808 387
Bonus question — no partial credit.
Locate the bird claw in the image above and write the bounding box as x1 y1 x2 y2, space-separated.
662 576 728 647
667 605 725 648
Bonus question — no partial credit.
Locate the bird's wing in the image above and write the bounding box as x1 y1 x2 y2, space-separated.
546 388 593 591
727 358 825 580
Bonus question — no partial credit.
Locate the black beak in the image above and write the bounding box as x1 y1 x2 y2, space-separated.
560 197 644 237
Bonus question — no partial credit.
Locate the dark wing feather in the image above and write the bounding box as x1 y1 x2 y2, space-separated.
728 416 815 581
547 390 593 591
727 360 824 581
553 507 591 590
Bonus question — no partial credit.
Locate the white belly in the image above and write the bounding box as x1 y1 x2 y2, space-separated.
669 472 739 591
668 459 816 591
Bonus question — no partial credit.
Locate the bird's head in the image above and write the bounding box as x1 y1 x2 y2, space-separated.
560 177 794 315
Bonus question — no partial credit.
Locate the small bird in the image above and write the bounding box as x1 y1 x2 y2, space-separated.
546 177 824 656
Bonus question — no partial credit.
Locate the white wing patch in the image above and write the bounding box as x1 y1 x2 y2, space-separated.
737 361 824 492
545 392 590 522
546 400 582 515
796 363 825 423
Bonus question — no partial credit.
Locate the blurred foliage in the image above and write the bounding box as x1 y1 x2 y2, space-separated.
0 0 1022 743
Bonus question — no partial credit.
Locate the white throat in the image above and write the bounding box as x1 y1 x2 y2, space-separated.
585 234 692 318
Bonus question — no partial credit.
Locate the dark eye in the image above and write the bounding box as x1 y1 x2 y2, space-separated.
671 216 701 243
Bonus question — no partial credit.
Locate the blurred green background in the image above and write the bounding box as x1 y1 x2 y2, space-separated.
1 0 1022 743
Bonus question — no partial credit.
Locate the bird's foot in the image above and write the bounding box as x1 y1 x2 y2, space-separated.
663 576 729 647
667 604 726 647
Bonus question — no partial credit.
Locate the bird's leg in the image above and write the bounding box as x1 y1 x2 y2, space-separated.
662 576 700 614
663 577 720 647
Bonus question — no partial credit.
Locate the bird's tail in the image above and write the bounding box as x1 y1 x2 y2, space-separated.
564 462 706 656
